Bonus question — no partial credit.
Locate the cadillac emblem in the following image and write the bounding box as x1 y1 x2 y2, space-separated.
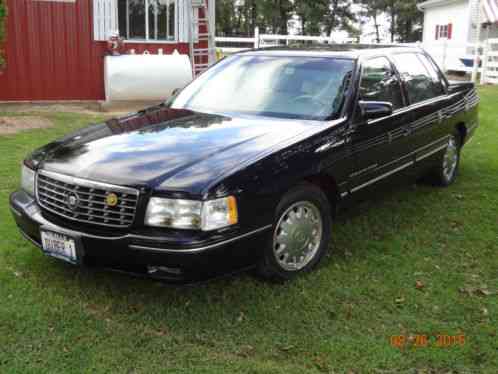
106 193 119 207
66 192 80 210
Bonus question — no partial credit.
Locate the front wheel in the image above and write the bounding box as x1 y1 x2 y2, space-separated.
257 183 332 282
430 135 461 187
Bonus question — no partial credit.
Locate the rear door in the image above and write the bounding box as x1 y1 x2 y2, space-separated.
349 56 412 193
390 52 450 159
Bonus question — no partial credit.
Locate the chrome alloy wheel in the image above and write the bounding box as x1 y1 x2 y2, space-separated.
443 137 459 181
273 201 323 272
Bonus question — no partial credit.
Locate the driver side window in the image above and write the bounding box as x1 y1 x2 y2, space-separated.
360 57 403 110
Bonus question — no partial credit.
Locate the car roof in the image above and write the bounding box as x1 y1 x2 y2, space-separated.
238 45 424 60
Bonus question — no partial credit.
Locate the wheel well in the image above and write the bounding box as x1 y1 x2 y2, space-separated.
304 174 339 212
455 122 467 145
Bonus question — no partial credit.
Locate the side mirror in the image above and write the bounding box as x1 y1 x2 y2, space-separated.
358 101 393 121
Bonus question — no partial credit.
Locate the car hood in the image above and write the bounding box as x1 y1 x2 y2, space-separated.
35 107 317 195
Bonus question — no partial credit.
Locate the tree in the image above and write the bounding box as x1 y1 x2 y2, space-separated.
215 0 423 41
293 0 357 36
395 0 423 42
355 0 386 43
355 0 423 43
215 0 235 35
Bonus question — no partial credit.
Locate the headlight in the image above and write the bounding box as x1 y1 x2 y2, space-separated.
21 164 36 196
145 198 202 230
145 196 238 231
201 196 238 231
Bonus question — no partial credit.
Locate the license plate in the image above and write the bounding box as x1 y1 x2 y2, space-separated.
41 231 78 263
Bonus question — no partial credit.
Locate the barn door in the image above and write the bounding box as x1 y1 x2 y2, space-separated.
93 0 118 41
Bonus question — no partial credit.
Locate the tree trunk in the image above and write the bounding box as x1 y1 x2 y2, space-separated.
373 12 380 43
390 5 396 43
251 0 257 36
279 1 288 34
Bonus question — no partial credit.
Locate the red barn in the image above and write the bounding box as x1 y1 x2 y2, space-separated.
0 0 214 102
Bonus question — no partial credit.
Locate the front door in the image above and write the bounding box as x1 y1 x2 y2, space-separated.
349 56 412 194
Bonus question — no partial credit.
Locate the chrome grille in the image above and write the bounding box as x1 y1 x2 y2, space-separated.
36 170 139 228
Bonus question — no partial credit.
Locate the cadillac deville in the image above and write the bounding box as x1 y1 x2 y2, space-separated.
10 46 479 282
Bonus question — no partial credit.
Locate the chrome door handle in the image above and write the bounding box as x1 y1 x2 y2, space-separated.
315 140 345 153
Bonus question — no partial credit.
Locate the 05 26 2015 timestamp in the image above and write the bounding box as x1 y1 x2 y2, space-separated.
390 334 466 349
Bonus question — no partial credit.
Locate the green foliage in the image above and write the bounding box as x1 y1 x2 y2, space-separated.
355 0 422 43
0 0 6 68
216 0 356 37
216 0 422 42
295 0 357 36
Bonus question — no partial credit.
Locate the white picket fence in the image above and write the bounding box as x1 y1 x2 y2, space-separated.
215 28 498 85
482 38 498 84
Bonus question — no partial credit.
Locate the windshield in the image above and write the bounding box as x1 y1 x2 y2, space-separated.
171 55 355 120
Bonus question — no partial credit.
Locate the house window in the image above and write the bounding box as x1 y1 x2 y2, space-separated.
436 23 453 40
118 0 176 41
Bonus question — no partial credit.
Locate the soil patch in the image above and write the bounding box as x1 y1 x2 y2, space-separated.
0 116 54 135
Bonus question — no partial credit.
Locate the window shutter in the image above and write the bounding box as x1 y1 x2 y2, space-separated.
93 0 118 41
447 23 453 39
435 25 440 40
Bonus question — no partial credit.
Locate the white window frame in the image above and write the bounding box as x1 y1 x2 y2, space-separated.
120 0 179 43
94 0 203 43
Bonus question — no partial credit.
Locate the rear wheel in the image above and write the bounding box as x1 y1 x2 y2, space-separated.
430 134 461 187
257 183 332 282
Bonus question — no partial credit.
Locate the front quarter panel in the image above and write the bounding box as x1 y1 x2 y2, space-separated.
206 120 351 231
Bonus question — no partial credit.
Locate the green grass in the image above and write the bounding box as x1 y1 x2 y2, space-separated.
1 88 497 373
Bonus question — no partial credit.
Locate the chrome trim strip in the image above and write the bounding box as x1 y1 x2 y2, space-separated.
36 170 140 229
415 135 450 153
129 225 273 253
344 135 451 196
10 206 23 217
38 170 140 196
15 200 273 253
351 161 414 193
19 229 42 249
415 144 447 162
350 163 378 178
315 140 345 153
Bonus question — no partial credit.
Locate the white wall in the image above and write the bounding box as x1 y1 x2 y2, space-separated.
422 0 470 43
421 0 474 71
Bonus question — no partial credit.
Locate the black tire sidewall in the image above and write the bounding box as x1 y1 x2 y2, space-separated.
260 183 332 281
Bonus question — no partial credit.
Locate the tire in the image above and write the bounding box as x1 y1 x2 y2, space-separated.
429 134 461 187
257 183 332 282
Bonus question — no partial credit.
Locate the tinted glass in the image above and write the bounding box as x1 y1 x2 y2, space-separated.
119 0 146 40
359 57 403 110
172 55 355 120
417 54 445 96
149 0 176 41
118 0 175 41
391 53 444 104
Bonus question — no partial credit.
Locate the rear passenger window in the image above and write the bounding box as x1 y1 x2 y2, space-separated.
360 57 404 110
391 53 445 104
417 54 446 95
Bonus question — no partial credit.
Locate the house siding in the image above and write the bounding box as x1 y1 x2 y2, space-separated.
422 0 470 43
0 0 191 101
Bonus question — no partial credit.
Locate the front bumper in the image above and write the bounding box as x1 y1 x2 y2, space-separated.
10 190 271 281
